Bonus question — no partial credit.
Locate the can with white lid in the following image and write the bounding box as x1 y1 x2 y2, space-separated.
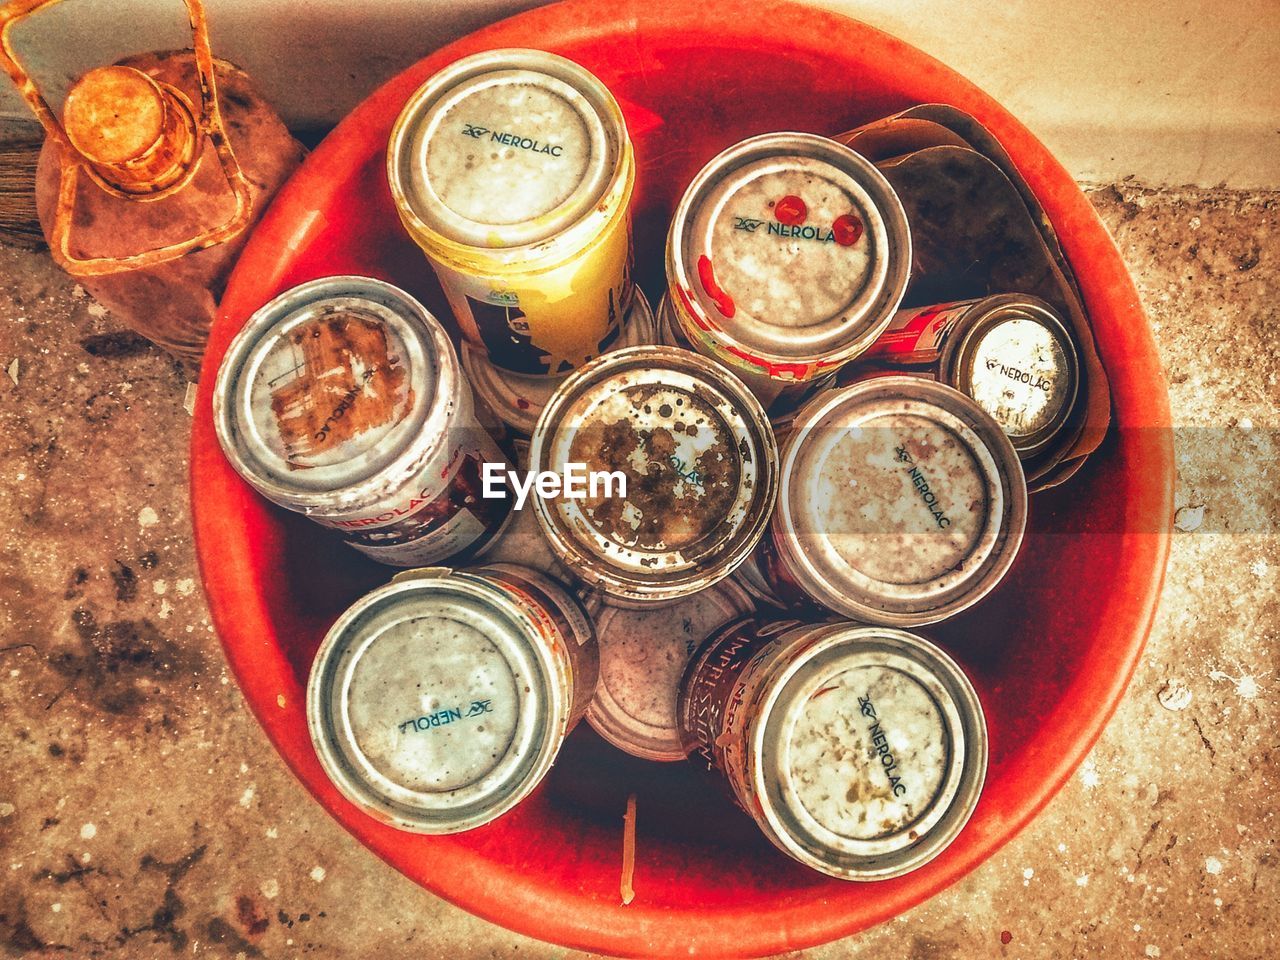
463 286 656 437
664 132 910 407
750 376 1026 625
307 563 597 834
678 619 987 880
213 276 511 566
388 48 635 377
529 345 778 605
851 294 1080 460
586 577 754 762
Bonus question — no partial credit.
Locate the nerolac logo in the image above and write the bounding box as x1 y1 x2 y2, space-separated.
732 215 864 246
460 122 564 156
731 196 864 247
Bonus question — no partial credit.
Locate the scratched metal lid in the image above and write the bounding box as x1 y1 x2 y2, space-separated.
213 276 456 514
943 294 1080 458
748 624 987 880
586 578 754 761
462 287 656 436
306 569 569 834
529 345 778 604
389 48 629 250
776 376 1027 625
666 132 910 372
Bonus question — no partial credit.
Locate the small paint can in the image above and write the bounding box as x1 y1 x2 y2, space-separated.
388 49 635 377
748 376 1026 625
307 563 598 834
586 577 755 762
213 276 511 566
851 294 1080 459
463 287 657 436
529 345 778 605
678 619 987 880
664 132 910 407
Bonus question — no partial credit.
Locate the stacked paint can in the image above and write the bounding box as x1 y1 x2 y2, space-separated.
211 48 1095 879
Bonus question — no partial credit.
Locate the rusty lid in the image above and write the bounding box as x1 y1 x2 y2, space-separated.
945 294 1080 458
64 66 168 164
529 346 778 603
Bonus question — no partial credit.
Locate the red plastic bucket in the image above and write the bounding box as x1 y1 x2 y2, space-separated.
190 1 1173 955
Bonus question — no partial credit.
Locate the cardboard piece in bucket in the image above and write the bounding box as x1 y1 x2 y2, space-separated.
837 105 1112 491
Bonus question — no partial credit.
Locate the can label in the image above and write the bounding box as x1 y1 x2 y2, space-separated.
475 564 599 725
427 220 634 377
679 619 761 774
326 433 510 565
350 505 489 565
671 283 834 385
678 619 806 820
679 619 799 771
862 300 977 365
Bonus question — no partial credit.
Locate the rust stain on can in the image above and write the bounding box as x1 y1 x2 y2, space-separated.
269 312 410 465
567 382 741 551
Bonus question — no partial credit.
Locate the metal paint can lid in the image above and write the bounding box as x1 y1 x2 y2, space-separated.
666 132 910 372
462 287 657 436
213 276 457 515
776 376 1026 625
389 48 627 251
749 624 987 880
530 346 778 603
944 294 1080 458
306 569 571 834
586 578 754 761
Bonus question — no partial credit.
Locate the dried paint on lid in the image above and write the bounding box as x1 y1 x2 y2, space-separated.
778 377 1026 624
530 346 778 602
389 49 626 250
668 133 910 367
587 579 754 761
214 277 453 507
306 572 567 834
753 626 986 879
948 298 1079 454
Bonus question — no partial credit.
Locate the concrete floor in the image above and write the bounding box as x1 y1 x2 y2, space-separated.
0 181 1276 959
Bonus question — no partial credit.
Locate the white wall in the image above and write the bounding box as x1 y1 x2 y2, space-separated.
3 0 1276 188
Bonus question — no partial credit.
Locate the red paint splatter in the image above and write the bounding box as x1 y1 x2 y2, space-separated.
516 397 531 410
724 342 811 381
1000 930 1013 945
674 285 719 332
696 255 735 319
774 195 807 226
832 213 864 247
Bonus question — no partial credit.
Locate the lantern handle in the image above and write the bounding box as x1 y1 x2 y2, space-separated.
0 0 254 277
